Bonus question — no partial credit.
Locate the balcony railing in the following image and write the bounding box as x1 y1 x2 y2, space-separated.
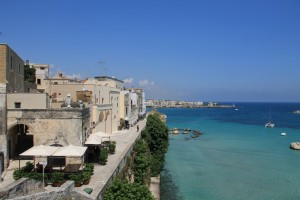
97 104 112 110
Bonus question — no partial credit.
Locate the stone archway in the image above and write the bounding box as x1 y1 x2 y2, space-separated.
7 123 33 159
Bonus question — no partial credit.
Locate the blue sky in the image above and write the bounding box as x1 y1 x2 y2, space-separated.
1 0 300 102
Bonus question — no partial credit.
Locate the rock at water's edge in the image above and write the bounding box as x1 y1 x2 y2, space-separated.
290 142 300 150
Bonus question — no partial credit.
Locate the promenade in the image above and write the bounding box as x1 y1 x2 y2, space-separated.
0 117 156 199
81 118 146 199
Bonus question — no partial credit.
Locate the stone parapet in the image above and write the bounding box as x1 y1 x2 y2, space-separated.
0 178 43 199
7 107 90 120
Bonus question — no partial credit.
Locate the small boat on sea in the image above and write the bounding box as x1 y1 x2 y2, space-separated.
281 132 287 136
265 108 275 128
265 122 275 128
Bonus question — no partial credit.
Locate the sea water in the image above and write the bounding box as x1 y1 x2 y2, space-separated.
159 103 300 200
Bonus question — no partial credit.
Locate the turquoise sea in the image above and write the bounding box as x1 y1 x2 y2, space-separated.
159 103 300 200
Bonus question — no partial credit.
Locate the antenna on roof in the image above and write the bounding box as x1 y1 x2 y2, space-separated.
98 61 107 76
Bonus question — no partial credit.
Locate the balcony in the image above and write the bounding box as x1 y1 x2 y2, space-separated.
97 104 112 110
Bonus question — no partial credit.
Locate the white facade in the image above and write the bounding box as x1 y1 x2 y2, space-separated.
31 64 50 93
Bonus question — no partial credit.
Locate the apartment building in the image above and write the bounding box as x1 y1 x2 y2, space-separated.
30 63 50 93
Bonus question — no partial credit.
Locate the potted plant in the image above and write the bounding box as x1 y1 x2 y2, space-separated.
13 169 23 180
51 172 65 187
99 147 108 165
108 141 116 154
84 163 94 174
82 172 91 185
69 173 82 187
27 172 43 181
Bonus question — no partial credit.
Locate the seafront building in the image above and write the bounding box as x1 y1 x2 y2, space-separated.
146 99 204 108
0 44 146 175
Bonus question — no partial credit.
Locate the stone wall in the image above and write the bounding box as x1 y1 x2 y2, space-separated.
0 45 8 84
0 44 24 93
0 178 86 200
7 93 49 109
0 178 43 199
0 84 6 135
7 108 90 147
0 83 8 169
0 178 95 200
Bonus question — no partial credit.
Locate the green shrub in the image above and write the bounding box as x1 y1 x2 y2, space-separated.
69 173 82 184
23 162 34 173
27 172 44 181
82 171 91 182
133 140 151 185
108 141 116 154
13 162 34 180
99 148 108 165
51 172 65 184
84 163 94 173
104 179 154 200
13 169 23 180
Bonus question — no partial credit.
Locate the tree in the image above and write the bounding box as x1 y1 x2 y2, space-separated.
24 64 36 83
133 140 151 185
142 113 169 176
104 179 154 200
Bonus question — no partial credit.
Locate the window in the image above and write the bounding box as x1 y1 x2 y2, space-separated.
37 79 41 85
54 82 58 85
14 102 21 108
40 67 45 70
18 63 21 74
102 98 104 104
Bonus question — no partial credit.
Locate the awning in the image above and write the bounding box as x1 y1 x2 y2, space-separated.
52 145 87 157
20 145 60 157
84 132 103 145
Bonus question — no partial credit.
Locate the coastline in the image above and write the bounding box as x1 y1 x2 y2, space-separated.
147 105 235 109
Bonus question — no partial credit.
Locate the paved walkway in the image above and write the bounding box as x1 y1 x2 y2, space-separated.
81 119 146 199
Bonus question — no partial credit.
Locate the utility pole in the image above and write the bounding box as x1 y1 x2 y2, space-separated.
98 61 107 76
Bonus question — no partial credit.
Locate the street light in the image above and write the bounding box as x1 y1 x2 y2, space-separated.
39 161 47 188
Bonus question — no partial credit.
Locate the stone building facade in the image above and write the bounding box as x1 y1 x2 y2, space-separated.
0 44 24 93
0 44 25 171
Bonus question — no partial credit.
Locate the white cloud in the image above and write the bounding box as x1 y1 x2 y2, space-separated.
124 78 134 84
138 79 155 87
66 73 81 80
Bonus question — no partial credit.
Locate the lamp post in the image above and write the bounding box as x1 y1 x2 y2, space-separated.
39 161 47 188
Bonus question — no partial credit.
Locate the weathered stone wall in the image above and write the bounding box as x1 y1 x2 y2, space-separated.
7 108 90 146
0 45 8 84
0 44 24 93
0 84 6 135
7 93 49 109
0 83 8 169
0 178 43 199
0 179 80 200
0 179 95 200
23 81 37 93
